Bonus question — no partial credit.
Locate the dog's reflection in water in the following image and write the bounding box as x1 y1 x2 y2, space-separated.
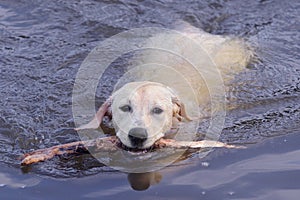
127 172 162 191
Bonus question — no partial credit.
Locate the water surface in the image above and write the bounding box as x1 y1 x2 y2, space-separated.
0 0 299 199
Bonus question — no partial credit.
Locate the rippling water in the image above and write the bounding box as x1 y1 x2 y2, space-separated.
0 0 299 199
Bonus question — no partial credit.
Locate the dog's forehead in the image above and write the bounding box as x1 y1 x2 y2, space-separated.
113 82 173 104
133 86 170 104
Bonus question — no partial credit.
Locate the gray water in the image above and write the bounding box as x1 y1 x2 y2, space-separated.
0 0 299 199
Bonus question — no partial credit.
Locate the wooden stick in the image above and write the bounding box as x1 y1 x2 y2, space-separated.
156 138 245 149
20 136 245 165
21 136 118 165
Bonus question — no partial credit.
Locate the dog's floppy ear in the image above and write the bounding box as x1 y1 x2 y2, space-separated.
171 96 192 122
166 86 192 122
75 97 112 130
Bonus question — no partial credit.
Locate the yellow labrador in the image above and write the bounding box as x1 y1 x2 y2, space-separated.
76 81 191 149
76 22 253 149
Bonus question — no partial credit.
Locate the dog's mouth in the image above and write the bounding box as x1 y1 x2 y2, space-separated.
113 126 182 153
119 143 155 153
114 129 179 153
115 137 158 153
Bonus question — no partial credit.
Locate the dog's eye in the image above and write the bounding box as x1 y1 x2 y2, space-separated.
119 105 132 112
152 107 163 114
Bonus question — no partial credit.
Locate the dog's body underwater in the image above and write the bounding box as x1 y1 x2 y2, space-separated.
77 22 253 149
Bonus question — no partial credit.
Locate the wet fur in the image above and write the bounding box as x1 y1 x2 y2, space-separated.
76 22 253 149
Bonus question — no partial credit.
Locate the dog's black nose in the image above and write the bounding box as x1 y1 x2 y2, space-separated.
128 128 148 148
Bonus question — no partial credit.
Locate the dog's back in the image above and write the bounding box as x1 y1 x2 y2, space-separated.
119 22 253 117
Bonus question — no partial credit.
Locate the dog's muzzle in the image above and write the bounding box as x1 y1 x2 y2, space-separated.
128 127 148 148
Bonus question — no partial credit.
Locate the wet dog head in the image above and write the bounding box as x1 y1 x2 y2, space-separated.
95 82 191 149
